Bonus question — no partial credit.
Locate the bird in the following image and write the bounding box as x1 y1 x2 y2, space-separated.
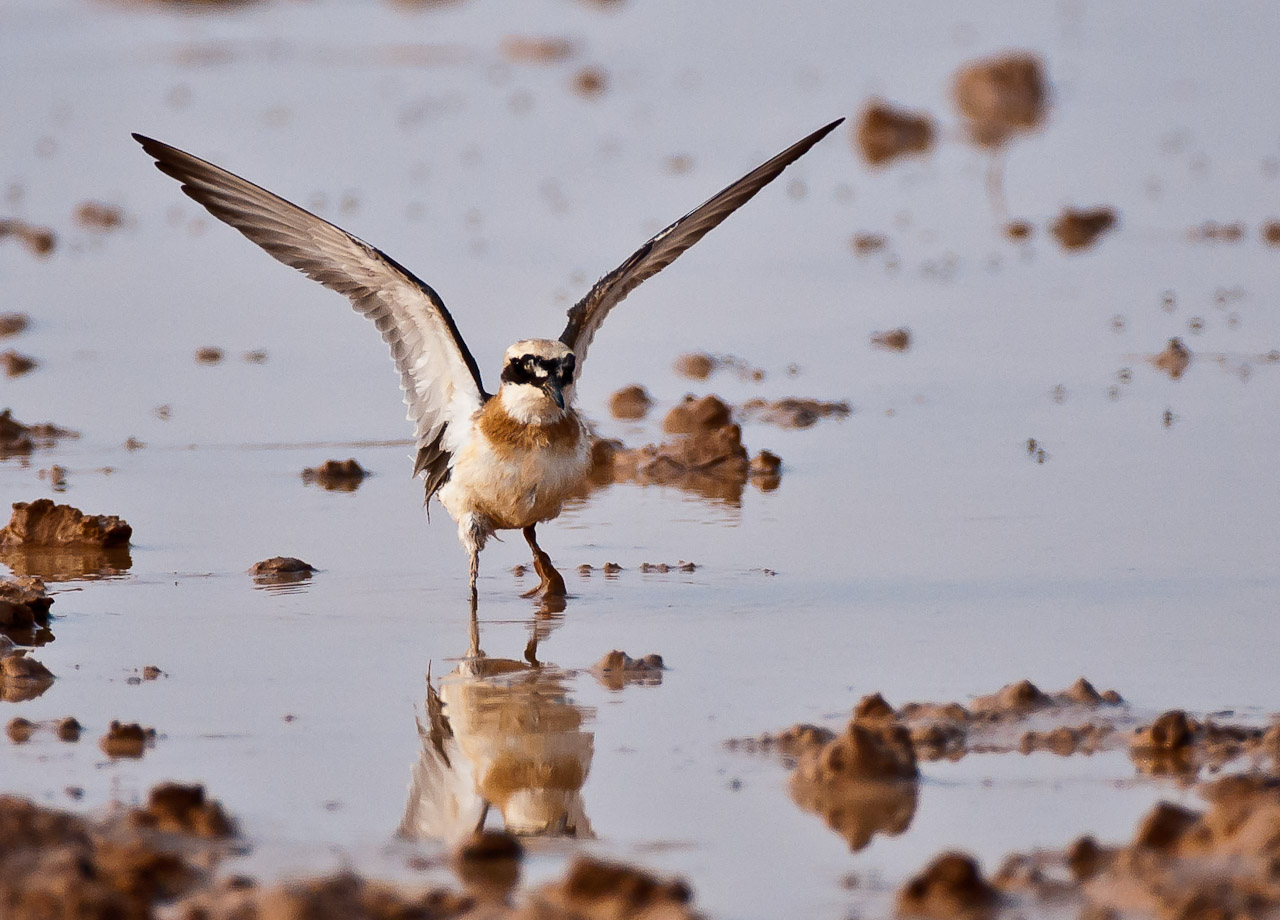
134 118 843 598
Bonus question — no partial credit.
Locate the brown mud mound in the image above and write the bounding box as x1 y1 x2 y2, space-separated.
0 218 56 258
0 499 131 549
0 648 55 703
0 313 31 338
7 716 35 743
897 852 1001 920
2 350 37 377
534 856 696 920
1049 206 1117 251
131 783 235 839
249 556 316 585
301 458 369 491
852 232 888 255
571 65 608 98
662 394 733 434
1129 708 1271 775
593 426 750 504
194 346 224 364
1004 220 1033 241
871 327 912 352
953 52 1048 148
608 384 653 420
740 397 851 429
855 101 936 166
1152 337 1192 379
99 721 157 759
0 409 78 457
1263 220 1280 246
454 830 522 901
0 576 53 630
591 650 664 691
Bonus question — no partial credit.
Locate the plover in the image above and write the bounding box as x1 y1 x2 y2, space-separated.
134 119 841 597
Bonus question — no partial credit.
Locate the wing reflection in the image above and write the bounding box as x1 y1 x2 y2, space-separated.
400 600 594 844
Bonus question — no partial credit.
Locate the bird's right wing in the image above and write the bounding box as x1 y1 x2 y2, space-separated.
133 134 487 500
559 118 844 371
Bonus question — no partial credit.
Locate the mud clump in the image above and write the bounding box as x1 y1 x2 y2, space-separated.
1018 723 1113 756
1050 206 1117 251
0 313 31 338
953 52 1047 147
1004 220 1033 241
131 783 235 839
0 499 132 552
0 218 57 257
0 575 53 630
0 409 78 457
898 852 1000 919
74 201 125 230
739 397 851 429
99 720 156 759
852 232 888 254
591 650 664 691
1263 220 1280 246
7 717 35 743
1153 337 1192 379
249 556 315 585
639 561 696 573
608 384 653 420
749 450 782 487
194 346 224 364
1 651 55 703
596 423 750 504
855 101 936 166
2 350 37 377
301 458 369 491
454 829 522 900
1190 220 1245 243
871 327 912 352
672 352 764 382
1128 708 1268 775
534 856 695 920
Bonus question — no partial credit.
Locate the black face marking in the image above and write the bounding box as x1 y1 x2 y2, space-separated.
501 353 576 388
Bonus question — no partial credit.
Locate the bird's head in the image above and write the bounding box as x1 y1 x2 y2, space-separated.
498 339 577 421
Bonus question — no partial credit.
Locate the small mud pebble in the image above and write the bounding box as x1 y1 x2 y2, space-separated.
602 562 622 574
142 665 163 680
0 410 78 457
249 557 315 583
1190 220 1245 243
301 458 368 491
592 650 664 691
454 829 522 897
125 436 146 451
99 720 155 759
500 35 575 64
749 450 782 490
1153 337 1192 379
0 499 131 549
897 851 1000 920
673 351 716 380
1004 219 1033 240
855 101 936 166
1262 220 1280 245
608 384 653 420
870 327 912 352
0 218 57 257
571 66 607 98
953 52 1048 148
538 857 694 918
242 348 269 363
7 716 35 743
2 350 37 378
37 465 67 491
194 346 224 364
512 564 528 577
576 564 593 575
1050 206 1117 251
74 201 125 230
851 233 888 254
0 312 31 337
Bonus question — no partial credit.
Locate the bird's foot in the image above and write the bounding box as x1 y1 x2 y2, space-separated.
520 551 567 598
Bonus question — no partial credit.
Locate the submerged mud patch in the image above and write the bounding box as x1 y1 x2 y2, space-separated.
1049 206 1118 251
590 650 664 691
855 100 936 166
953 52 1048 148
301 458 369 491
0 410 78 458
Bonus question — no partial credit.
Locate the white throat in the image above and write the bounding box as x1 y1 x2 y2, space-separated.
498 383 575 425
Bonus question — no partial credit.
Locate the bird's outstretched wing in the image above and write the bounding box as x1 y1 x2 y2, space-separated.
560 118 844 369
133 134 487 501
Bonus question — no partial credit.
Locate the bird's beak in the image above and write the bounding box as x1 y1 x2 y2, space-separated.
542 380 565 409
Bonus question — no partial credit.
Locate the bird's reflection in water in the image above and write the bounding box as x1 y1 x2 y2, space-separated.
399 597 594 845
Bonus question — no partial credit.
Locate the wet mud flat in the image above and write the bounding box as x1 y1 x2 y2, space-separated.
5 0 1280 918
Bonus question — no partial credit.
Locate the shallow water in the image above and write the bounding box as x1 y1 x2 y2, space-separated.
3 1 1280 917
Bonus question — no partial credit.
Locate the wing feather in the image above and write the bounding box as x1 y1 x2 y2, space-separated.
133 134 487 500
560 118 843 368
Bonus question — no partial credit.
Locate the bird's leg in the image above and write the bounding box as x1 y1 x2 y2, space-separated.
468 547 479 600
520 524 566 598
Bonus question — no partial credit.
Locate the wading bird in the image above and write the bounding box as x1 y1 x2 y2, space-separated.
135 119 841 598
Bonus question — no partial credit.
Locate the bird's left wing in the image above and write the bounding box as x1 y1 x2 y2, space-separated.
133 134 488 501
559 118 843 370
